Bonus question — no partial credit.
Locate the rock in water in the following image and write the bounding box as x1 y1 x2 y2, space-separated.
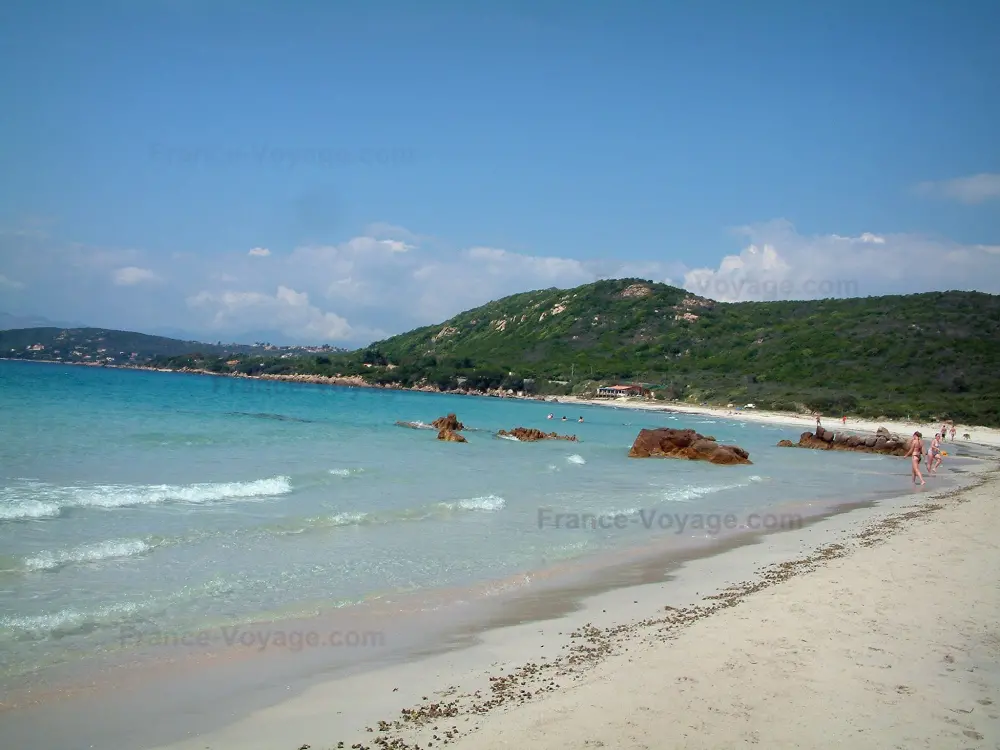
497 427 578 442
431 413 465 431
777 426 909 456
437 428 467 443
627 428 752 465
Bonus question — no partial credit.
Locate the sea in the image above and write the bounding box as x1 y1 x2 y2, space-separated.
0 359 921 720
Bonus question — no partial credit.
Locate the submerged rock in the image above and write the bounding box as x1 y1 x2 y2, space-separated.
627 428 752 465
437 428 467 443
497 427 578 442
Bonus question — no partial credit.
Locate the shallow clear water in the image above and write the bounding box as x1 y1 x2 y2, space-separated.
0 360 908 679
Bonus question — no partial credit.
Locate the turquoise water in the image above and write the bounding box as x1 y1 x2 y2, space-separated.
0 360 907 680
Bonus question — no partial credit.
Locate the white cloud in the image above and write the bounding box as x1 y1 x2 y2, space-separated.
913 173 1000 205
248 247 271 257
4 217 998 345
0 274 25 290
113 266 158 286
187 286 356 341
684 219 1000 301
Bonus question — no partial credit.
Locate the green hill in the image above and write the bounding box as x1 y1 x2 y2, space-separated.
362 279 1000 425
6 280 999 426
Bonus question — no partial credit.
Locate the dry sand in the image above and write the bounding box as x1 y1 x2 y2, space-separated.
146 462 1000 750
558 395 1000 448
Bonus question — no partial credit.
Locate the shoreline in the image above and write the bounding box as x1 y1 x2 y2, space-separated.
136 459 998 750
0 460 975 748
6 358 1000 445
557 394 1000 449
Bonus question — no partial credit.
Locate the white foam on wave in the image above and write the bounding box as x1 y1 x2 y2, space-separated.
497 434 520 441
326 511 370 525
0 600 147 640
0 476 293 521
593 506 639 517
661 481 749 503
566 454 586 465
23 538 156 572
438 495 507 512
328 468 364 477
0 499 61 521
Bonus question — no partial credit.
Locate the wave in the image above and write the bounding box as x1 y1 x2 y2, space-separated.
437 495 506 512
0 476 293 522
328 468 365 477
22 538 157 572
0 600 151 642
497 434 520 442
662 481 751 503
566 454 586 465
271 495 507 536
227 411 315 424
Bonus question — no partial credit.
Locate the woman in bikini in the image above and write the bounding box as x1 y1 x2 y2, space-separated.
927 433 943 475
903 431 926 486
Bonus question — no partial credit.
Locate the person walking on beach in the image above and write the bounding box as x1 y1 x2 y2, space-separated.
941 423 949 442
927 433 943 475
903 431 926 486
950 425 957 441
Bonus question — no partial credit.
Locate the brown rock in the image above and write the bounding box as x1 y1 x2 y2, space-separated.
627 428 752 465
437 428 467 443
777 428 909 456
498 427 578 442
431 413 465 431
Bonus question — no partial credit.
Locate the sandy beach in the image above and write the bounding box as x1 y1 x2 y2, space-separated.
135 457 1000 750
558 395 1000 449
431 463 1000 750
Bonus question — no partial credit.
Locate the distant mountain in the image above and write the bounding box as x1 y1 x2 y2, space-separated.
0 312 84 330
0 327 346 364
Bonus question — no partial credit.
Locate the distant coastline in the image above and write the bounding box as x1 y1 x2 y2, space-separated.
7 357 1000 446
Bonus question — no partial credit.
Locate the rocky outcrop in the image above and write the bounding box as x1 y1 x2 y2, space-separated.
778 426 908 455
437 428 467 443
627 428 752 465
497 427 578 442
431 413 465 431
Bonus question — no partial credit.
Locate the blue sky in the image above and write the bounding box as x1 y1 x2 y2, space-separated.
1 0 998 344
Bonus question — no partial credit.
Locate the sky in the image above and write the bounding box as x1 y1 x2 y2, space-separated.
1 0 998 345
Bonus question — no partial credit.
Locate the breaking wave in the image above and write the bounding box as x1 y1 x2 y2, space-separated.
566 454 586 465
22 538 157 572
0 476 293 522
271 495 507 536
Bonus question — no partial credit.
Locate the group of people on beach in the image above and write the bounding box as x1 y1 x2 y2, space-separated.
903 430 951 486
